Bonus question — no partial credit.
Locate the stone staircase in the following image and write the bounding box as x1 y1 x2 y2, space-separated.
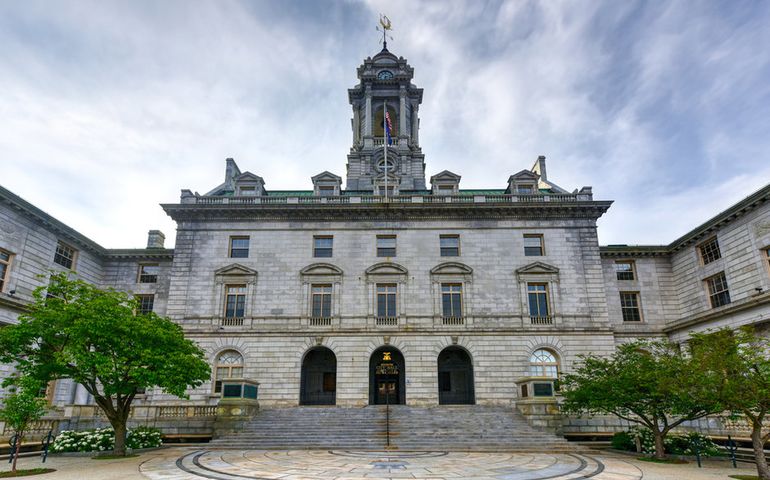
209 405 578 452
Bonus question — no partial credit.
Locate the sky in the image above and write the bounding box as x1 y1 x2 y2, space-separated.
1 0 769 248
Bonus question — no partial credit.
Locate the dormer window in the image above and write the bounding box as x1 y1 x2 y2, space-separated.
516 184 536 195
438 185 455 195
318 186 335 197
238 186 256 196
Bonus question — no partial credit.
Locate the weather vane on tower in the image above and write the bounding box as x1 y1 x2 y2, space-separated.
377 14 393 50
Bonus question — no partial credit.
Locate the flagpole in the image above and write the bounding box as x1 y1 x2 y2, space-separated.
383 99 388 202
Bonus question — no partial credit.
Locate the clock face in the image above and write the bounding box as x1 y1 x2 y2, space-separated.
378 70 394 80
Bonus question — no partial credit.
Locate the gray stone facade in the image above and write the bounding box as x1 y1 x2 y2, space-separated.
1 46 769 439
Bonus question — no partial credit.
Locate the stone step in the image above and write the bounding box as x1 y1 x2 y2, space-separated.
211 405 576 452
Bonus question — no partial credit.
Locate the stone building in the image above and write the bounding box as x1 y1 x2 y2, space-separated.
1 45 769 438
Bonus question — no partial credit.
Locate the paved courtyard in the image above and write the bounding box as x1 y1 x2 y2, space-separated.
2 447 760 479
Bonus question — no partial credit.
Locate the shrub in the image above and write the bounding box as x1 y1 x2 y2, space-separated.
623 427 721 457
611 431 636 451
50 426 162 453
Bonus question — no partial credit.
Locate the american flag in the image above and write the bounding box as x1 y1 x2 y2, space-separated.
385 110 394 145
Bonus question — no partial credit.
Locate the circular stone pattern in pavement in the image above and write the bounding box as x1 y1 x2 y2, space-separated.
140 448 643 480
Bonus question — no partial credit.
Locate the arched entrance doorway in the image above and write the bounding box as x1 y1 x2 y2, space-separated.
300 347 336 405
437 346 475 405
369 346 405 405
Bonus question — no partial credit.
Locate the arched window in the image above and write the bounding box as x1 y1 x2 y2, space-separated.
214 350 244 393
529 349 559 378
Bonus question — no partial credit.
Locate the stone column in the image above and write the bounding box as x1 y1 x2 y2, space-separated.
411 102 419 145
352 103 360 144
364 86 372 136
399 86 407 137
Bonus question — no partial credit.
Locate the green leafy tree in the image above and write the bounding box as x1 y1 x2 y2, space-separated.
0 272 210 456
690 328 770 480
560 341 723 459
0 377 47 473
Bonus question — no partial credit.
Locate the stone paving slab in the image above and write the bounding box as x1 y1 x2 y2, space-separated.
1 447 762 480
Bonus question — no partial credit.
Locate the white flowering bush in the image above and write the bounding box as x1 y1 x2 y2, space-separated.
50 426 162 452
618 427 722 457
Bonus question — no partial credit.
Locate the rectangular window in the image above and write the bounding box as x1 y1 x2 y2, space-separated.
229 236 250 258
706 272 731 308
527 283 550 318
440 235 460 257
53 241 77 269
311 284 332 319
377 235 397 257
376 284 397 319
523 234 544 256
224 285 246 319
614 260 635 281
438 185 454 195
137 263 160 283
441 283 463 318
698 237 722 265
0 249 11 292
318 186 335 196
239 186 256 196
313 236 333 258
136 294 155 315
619 292 642 322
516 184 535 195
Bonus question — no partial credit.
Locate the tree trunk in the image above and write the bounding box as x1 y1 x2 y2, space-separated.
112 418 128 456
653 430 666 460
11 431 22 472
751 424 770 480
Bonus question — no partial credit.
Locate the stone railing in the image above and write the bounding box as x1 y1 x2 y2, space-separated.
182 191 594 206
0 419 60 438
61 404 218 421
206 314 602 332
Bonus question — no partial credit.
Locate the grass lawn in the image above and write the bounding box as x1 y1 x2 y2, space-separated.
728 476 760 480
0 469 56 478
91 454 140 460
636 456 688 464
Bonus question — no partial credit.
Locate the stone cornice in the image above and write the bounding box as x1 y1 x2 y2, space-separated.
103 249 175 260
663 291 770 333
600 183 770 257
0 185 105 255
161 201 613 222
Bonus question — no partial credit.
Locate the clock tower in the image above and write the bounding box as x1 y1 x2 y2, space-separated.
346 46 426 193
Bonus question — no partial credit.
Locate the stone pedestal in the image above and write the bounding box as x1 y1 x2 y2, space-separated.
515 377 563 435
212 379 260 438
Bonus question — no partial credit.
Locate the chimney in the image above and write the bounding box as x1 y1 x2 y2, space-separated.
147 230 166 249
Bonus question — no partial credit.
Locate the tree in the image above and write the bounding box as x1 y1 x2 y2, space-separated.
0 377 47 473
690 328 770 480
560 341 723 459
0 272 210 456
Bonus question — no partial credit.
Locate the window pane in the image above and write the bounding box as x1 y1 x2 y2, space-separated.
523 235 543 256
377 236 396 257
54 242 76 269
230 237 250 258
440 236 459 256
699 238 722 265
314 236 333 257
614 261 635 281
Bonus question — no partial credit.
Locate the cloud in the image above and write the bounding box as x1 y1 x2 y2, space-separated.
0 0 768 247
